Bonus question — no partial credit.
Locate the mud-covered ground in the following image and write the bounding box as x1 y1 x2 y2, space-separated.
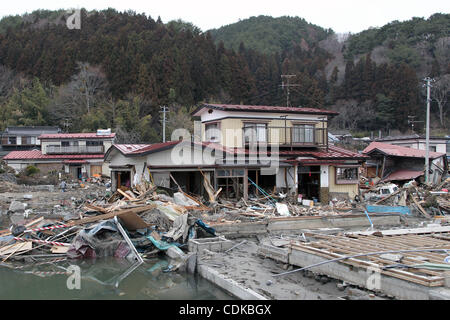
197 236 392 300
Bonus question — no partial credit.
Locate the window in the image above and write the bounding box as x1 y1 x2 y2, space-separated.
205 123 220 142
86 140 103 146
244 123 267 143
429 146 437 152
292 124 314 143
335 167 359 184
8 136 17 145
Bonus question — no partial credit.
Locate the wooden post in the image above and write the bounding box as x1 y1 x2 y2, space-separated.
255 170 259 196
380 156 386 179
244 168 248 201
284 167 289 194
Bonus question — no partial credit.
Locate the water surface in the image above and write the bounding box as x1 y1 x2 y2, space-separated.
0 257 236 300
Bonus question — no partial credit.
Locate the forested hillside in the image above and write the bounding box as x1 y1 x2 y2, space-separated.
0 9 448 143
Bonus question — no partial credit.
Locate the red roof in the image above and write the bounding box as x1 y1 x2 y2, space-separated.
194 104 339 116
39 132 116 139
383 169 423 182
3 150 104 160
363 142 444 159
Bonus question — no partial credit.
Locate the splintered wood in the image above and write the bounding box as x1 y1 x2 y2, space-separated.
291 231 450 287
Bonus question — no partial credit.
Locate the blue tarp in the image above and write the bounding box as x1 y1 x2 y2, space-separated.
147 235 179 251
195 219 216 236
366 205 411 215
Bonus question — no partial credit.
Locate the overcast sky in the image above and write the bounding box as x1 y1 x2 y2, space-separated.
1 0 449 33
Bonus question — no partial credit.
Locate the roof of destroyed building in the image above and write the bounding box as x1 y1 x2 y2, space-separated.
3 150 104 160
382 169 424 182
106 141 366 162
38 132 116 139
107 141 182 158
363 141 445 159
192 103 339 116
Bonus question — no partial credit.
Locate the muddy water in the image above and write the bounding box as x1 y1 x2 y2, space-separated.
0 257 236 300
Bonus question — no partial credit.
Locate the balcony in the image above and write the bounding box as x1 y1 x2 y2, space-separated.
243 125 328 148
46 145 104 154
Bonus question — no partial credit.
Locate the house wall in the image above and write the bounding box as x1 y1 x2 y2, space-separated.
328 166 359 200
35 162 63 175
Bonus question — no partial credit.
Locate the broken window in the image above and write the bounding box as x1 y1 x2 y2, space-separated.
335 167 359 184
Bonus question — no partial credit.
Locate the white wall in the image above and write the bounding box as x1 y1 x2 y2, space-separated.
320 165 329 188
276 166 296 194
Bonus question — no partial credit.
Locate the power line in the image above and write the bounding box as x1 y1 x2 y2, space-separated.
281 75 301 107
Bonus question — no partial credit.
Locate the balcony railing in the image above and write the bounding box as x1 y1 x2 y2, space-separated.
46 145 104 154
243 125 328 148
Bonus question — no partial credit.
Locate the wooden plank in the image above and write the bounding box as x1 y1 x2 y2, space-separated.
346 226 450 237
291 242 442 286
51 246 69 254
118 188 135 200
410 192 432 218
0 241 32 255
67 204 156 226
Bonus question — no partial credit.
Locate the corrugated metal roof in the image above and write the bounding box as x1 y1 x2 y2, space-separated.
363 141 445 159
383 169 424 182
39 132 116 139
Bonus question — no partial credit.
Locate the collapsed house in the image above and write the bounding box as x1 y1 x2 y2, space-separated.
362 141 448 184
105 104 368 204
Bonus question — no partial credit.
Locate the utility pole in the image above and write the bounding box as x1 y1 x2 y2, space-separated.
160 106 169 143
281 75 300 107
423 77 434 184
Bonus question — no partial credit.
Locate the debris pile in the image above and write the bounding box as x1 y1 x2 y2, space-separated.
0 178 218 274
360 176 450 218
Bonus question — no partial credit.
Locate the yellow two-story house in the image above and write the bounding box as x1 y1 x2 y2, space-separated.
191 104 368 203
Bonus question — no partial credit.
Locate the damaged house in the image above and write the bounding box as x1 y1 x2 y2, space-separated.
362 141 448 184
3 129 116 179
105 104 368 204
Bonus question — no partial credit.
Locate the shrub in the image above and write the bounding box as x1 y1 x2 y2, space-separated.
24 165 40 176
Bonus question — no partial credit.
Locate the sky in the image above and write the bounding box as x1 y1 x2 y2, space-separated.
0 0 449 33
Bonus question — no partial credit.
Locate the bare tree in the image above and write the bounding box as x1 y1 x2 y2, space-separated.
70 62 107 114
431 74 450 127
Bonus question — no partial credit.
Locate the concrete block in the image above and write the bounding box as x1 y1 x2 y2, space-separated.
9 201 27 212
257 244 290 264
166 246 186 260
197 264 268 300
188 236 234 255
